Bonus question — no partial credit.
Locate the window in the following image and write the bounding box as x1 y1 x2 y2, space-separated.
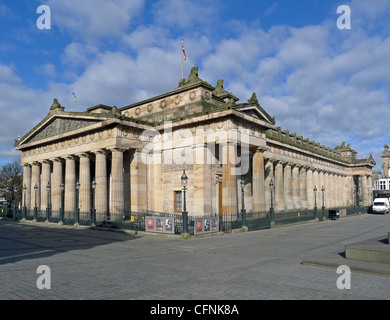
174 191 182 212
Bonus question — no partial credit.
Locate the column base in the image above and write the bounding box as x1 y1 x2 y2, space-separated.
270 221 276 228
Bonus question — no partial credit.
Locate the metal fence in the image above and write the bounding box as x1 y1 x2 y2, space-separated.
0 205 369 235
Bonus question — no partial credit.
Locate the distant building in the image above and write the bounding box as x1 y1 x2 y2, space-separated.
373 144 390 199
15 67 376 218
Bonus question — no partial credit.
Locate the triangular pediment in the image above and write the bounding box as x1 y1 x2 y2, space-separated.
17 115 104 148
234 104 275 125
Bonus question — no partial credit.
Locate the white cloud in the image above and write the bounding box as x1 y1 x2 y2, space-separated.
46 0 145 40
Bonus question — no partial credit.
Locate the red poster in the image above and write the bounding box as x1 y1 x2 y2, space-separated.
196 220 202 233
147 218 154 229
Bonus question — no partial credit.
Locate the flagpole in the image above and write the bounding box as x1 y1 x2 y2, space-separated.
181 39 184 79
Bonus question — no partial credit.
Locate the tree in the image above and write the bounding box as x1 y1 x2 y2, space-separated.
0 161 23 208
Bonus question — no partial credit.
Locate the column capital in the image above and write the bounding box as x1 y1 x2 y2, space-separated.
62 155 76 161
91 148 108 156
109 147 127 153
50 157 63 163
76 152 91 159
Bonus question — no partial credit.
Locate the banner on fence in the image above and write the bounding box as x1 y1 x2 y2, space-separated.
194 217 219 235
145 216 175 234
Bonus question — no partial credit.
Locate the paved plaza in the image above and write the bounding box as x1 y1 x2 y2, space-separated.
0 213 390 301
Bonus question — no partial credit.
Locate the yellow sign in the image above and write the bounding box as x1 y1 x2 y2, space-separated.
131 216 134 222
298 212 300 217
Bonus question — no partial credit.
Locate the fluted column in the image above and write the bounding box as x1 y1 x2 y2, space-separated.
51 158 63 215
222 143 238 214
361 175 368 206
324 171 330 208
284 163 292 211
93 149 108 217
130 149 147 212
274 161 285 212
110 148 125 215
292 165 300 210
64 156 76 213
31 162 41 210
252 148 266 212
264 159 274 210
40 160 51 211
306 168 314 209
78 153 91 214
300 166 308 209
22 164 31 209
312 169 319 207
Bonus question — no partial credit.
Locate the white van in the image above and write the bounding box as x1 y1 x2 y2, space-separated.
372 198 389 214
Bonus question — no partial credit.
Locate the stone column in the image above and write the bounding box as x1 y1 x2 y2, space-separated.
222 143 238 214
312 169 319 208
252 148 266 212
367 175 373 206
22 164 31 209
318 170 324 207
299 166 308 209
64 156 76 213
274 161 285 212
361 175 368 206
324 171 330 208
110 148 125 215
292 165 300 210
284 163 292 211
51 158 63 215
130 149 147 212
40 160 51 212
306 168 314 209
78 153 91 214
193 144 213 215
31 162 41 210
264 159 274 210
94 149 108 218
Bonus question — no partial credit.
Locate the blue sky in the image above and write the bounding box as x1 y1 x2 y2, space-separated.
1 0 390 171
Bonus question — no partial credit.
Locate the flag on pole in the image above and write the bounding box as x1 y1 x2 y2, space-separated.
72 89 77 103
181 39 186 61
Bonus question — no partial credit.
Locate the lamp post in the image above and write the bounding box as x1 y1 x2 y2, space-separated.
46 182 51 222
314 185 318 220
75 181 80 225
91 179 96 226
60 182 64 224
240 176 246 227
269 179 275 226
23 184 27 220
13 186 17 220
4 186 9 218
181 170 188 235
321 186 325 221
33 183 38 221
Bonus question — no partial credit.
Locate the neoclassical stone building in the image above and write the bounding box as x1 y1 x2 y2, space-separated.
15 67 375 219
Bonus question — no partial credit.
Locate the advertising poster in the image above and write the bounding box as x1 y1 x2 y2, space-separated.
196 220 202 233
147 218 154 230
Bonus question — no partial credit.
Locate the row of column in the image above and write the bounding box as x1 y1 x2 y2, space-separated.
220 146 360 214
265 159 352 212
22 148 127 216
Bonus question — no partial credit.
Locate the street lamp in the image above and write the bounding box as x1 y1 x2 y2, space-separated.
91 179 97 226
23 184 27 220
240 175 246 227
269 179 275 224
13 186 17 220
181 169 188 234
321 186 325 221
60 182 64 224
75 181 80 225
314 185 318 220
46 182 51 222
33 183 38 221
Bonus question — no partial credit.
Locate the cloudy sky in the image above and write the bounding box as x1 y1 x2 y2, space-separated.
0 0 389 171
